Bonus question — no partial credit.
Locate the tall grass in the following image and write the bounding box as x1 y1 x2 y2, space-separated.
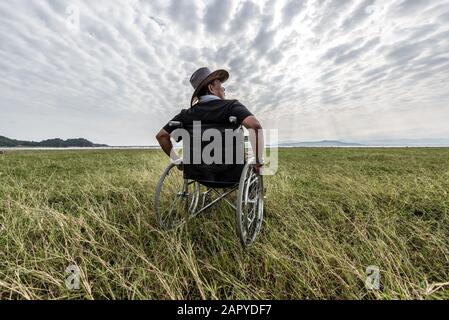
0 148 448 299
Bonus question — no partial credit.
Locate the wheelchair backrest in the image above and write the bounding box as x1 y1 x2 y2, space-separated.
169 119 246 186
170 120 245 165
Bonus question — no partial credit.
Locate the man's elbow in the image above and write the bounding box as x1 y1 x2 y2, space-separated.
156 130 169 142
253 121 263 131
250 119 263 131
242 116 263 131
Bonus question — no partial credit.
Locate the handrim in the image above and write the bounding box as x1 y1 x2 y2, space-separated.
154 164 200 229
236 163 264 248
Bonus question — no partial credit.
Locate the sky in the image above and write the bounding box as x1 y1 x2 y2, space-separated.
1 0 449 146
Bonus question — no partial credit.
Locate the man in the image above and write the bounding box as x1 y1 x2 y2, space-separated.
155 67 264 174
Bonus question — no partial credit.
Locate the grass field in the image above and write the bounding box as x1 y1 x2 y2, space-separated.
0 148 448 300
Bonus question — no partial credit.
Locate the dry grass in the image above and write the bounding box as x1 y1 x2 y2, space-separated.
0 148 448 299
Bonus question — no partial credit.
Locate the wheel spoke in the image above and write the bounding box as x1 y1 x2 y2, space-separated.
245 201 257 231
165 194 182 216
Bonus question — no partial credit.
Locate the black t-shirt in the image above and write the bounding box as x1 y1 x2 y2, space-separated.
163 99 253 134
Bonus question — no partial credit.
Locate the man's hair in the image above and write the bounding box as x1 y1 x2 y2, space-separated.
197 79 218 97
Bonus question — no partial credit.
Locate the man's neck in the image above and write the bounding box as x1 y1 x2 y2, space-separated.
199 95 221 103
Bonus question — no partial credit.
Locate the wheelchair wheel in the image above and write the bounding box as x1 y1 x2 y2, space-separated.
236 163 264 248
154 163 200 229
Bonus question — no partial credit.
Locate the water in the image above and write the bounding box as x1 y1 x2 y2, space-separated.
0 146 160 151
1 145 448 152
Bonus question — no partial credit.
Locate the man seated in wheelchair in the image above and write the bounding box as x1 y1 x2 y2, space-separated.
155 67 264 188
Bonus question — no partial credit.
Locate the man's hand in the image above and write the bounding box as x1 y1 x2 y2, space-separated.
248 156 264 175
242 116 264 176
172 158 184 171
254 163 263 175
156 129 184 171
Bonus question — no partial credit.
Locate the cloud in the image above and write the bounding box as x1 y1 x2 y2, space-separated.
341 0 376 32
334 37 380 64
385 39 432 63
229 1 260 34
312 0 354 35
204 0 235 34
167 0 200 33
0 0 448 145
392 0 428 16
282 0 307 26
438 10 449 22
253 27 277 55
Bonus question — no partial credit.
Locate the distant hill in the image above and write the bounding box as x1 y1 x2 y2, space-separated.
0 135 109 148
279 140 363 147
352 138 449 147
277 139 449 147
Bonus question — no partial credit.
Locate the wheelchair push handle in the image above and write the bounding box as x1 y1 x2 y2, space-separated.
169 117 238 128
169 121 183 128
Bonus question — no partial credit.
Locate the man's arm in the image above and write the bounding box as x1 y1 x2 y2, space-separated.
155 129 181 163
241 116 264 174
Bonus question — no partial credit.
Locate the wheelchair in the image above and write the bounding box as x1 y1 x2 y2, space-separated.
154 117 265 248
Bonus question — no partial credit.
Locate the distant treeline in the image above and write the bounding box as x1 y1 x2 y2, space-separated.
0 136 109 148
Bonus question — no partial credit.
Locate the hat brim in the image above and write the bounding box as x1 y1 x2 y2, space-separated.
191 69 229 107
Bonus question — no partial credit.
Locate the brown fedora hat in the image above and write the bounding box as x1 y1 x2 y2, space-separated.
189 67 229 107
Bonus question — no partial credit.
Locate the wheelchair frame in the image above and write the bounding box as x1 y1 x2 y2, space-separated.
154 120 265 248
